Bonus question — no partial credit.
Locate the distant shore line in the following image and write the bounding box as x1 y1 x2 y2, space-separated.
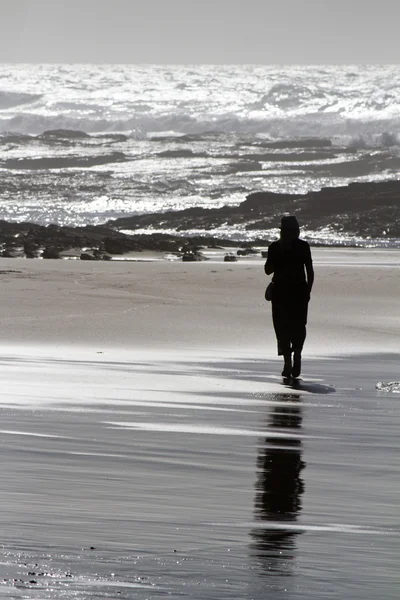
1 178 400 259
0 227 395 262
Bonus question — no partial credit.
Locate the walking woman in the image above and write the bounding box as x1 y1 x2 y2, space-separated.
264 216 314 378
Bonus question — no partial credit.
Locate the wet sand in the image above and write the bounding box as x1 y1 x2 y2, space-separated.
0 249 399 599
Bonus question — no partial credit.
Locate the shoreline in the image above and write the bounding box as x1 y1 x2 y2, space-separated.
3 241 400 260
4 234 400 263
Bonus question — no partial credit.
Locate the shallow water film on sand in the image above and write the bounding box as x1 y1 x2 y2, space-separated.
1 349 399 599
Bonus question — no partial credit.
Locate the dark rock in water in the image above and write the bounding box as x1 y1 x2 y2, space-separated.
40 129 91 139
182 252 197 262
240 191 302 212
106 180 400 241
42 246 61 259
107 203 236 233
80 248 112 260
182 250 207 261
224 253 237 262
237 247 257 256
80 252 98 261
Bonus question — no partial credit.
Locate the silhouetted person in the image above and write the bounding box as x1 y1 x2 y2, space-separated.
251 395 305 572
265 216 314 378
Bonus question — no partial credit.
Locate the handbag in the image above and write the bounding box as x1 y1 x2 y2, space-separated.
265 281 273 302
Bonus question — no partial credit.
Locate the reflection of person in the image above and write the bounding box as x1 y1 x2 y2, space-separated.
251 395 305 572
265 216 314 378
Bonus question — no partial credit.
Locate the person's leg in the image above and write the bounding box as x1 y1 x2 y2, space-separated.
272 301 292 376
282 351 292 378
292 347 302 378
290 300 308 378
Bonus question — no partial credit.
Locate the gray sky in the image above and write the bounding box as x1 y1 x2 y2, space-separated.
0 0 399 63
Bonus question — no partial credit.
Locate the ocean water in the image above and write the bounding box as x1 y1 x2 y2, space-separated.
1 64 400 244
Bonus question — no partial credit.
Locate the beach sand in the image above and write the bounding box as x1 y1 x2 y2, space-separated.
0 248 399 599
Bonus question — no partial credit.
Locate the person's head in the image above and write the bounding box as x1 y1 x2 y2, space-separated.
280 215 300 242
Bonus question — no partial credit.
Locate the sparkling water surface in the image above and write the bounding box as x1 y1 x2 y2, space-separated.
1 65 400 245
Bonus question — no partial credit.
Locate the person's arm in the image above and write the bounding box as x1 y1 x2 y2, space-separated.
306 262 314 294
304 243 314 295
264 244 275 275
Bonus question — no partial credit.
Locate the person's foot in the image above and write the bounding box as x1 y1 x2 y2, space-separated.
292 351 301 378
282 355 292 378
